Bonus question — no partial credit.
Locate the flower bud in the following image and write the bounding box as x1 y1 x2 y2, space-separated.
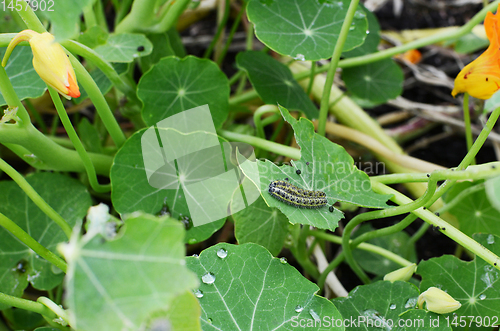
383 263 417 282
2 30 80 99
418 287 462 314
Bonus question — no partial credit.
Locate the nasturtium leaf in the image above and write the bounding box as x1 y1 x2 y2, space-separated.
239 105 391 230
110 129 225 243
445 182 500 237
0 46 46 106
342 4 380 58
333 281 421 331
0 172 91 306
138 56 229 128
63 214 198 331
353 224 417 276
232 196 289 256
148 291 201 331
417 234 500 323
454 33 489 55
37 0 93 41
2 307 45 330
342 58 403 105
186 243 344 330
139 33 176 73
247 0 367 61
236 51 318 119
393 310 452 331
94 33 152 63
0 9 22 33
78 26 108 49
74 62 127 104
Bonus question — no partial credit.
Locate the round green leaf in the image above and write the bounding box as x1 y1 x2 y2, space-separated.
417 234 500 323
342 58 404 105
187 243 344 330
0 46 46 106
94 33 153 63
63 214 198 331
233 196 289 256
247 0 367 61
0 172 92 303
110 129 225 243
236 51 318 119
138 56 229 128
333 281 422 331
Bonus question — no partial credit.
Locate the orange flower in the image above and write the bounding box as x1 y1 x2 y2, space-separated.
452 6 500 100
2 30 80 99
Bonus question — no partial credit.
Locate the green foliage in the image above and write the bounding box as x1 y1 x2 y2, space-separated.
236 51 318 118
240 105 390 230
40 0 94 41
138 56 229 128
94 33 153 63
417 234 500 323
63 213 198 331
0 47 46 106
247 0 367 60
342 58 404 105
0 172 91 307
186 243 344 330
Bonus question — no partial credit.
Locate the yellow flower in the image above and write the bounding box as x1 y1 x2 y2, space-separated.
2 30 80 99
452 5 500 99
383 263 417 282
418 287 462 314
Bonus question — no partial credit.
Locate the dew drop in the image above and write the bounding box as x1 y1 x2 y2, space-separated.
354 11 366 19
309 309 320 322
194 289 204 298
295 305 304 313
192 254 199 258
294 54 305 61
349 26 355 31
479 294 486 300
188 238 197 244
207 318 213 324
389 304 396 310
280 257 288 264
404 297 418 309
217 248 228 259
487 234 495 244
366 30 370 35
202 272 215 284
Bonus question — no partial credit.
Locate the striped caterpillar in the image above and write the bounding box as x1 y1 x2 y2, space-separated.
268 180 327 209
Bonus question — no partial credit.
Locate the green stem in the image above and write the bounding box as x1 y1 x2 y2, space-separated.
217 2 245 66
67 56 126 148
407 222 430 248
306 61 316 96
13 0 45 33
253 105 279 139
0 212 67 273
0 293 55 317
48 88 111 193
229 89 259 106
463 93 475 164
62 40 140 106
203 0 230 60
228 71 244 86
218 129 300 159
374 182 500 270
37 297 70 325
0 157 72 238
317 0 359 136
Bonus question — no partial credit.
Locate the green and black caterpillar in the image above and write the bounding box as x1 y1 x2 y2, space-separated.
268 180 327 208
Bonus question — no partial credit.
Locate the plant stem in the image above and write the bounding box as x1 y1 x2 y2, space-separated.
0 157 72 238
0 65 31 126
48 88 111 193
0 293 55 317
0 212 67 273
217 1 245 66
317 0 359 136
462 93 475 164
204 0 230 60
218 129 300 159
253 105 279 139
37 297 70 325
67 56 126 148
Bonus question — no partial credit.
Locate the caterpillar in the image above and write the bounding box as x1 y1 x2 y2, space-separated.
268 180 327 209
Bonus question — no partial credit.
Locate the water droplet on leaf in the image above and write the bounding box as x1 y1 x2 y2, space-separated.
389 304 396 310
487 234 495 244
295 305 304 313
194 289 203 298
479 294 486 300
217 248 228 259
404 297 418 309
280 257 287 264
202 272 216 284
